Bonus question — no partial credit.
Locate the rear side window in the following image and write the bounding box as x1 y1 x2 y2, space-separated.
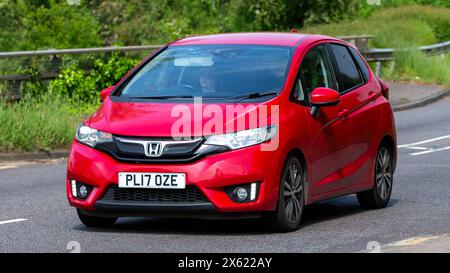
327 44 363 93
349 47 369 82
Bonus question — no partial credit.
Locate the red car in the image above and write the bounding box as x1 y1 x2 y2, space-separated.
67 33 396 232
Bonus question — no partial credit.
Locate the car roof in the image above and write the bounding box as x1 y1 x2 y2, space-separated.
170 32 337 47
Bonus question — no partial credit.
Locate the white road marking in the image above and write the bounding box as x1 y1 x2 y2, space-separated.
410 146 450 156
397 135 450 148
398 135 450 156
0 218 28 225
387 235 441 247
405 146 428 150
361 234 450 252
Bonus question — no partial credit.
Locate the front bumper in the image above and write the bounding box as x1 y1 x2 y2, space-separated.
67 141 284 217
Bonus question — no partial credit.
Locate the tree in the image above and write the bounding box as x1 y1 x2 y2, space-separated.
19 1 102 49
0 1 22 51
229 0 360 31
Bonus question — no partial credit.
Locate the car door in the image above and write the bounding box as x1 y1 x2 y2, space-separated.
292 44 354 196
325 43 381 188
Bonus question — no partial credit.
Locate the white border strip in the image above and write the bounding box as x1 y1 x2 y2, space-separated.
398 135 450 148
0 218 28 225
410 146 450 156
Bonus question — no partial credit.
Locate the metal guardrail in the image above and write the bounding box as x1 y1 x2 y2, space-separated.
0 37 449 82
341 37 449 76
0 45 162 58
0 45 162 81
421 40 450 55
363 41 450 62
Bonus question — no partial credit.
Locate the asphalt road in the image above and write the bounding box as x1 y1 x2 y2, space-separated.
1 97 450 253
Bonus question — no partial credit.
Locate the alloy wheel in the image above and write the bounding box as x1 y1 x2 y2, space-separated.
283 163 304 223
376 147 393 200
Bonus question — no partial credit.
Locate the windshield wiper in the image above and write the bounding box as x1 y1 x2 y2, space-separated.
131 95 194 100
231 91 278 102
129 92 277 101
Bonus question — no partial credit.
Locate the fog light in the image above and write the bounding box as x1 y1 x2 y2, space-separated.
235 187 248 201
225 182 260 203
79 185 88 199
70 180 92 200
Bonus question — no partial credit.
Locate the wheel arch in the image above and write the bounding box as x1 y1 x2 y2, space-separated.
287 148 306 166
285 148 311 204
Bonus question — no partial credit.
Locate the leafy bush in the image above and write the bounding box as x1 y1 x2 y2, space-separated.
20 3 102 50
87 0 168 46
1 0 449 51
228 0 360 31
0 1 22 51
0 1 102 51
227 0 287 31
50 53 139 102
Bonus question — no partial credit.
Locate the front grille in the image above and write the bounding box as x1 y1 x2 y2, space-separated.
94 136 216 164
102 185 208 203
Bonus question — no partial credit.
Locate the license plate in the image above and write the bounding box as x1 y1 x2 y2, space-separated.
118 172 186 189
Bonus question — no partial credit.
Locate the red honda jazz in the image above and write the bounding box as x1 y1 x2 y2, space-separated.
67 33 396 232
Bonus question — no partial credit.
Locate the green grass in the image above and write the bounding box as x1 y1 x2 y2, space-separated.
302 5 450 86
0 95 98 152
382 50 450 85
302 5 450 48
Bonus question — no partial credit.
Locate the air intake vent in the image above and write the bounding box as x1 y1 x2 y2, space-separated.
102 185 208 203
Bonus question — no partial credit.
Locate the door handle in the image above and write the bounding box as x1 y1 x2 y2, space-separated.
339 108 349 118
368 91 376 100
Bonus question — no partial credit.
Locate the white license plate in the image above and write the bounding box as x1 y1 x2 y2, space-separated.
118 172 186 189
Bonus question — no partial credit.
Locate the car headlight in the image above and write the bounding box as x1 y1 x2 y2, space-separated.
204 125 277 150
76 124 113 147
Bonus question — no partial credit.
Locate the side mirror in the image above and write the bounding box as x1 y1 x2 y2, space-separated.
100 86 114 102
310 87 340 117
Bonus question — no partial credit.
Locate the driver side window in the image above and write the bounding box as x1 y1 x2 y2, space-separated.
293 45 337 102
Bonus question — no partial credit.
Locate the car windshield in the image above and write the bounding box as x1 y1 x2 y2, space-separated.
119 45 292 99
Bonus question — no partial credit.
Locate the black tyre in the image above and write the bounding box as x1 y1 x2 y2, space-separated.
77 209 117 227
263 156 305 232
357 144 393 209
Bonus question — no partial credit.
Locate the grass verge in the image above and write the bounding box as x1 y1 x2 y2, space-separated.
302 5 450 86
384 50 450 85
0 95 98 152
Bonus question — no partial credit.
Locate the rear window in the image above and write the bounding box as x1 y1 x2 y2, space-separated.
328 44 364 93
119 45 292 99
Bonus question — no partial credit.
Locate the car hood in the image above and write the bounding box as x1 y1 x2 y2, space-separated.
88 98 279 137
